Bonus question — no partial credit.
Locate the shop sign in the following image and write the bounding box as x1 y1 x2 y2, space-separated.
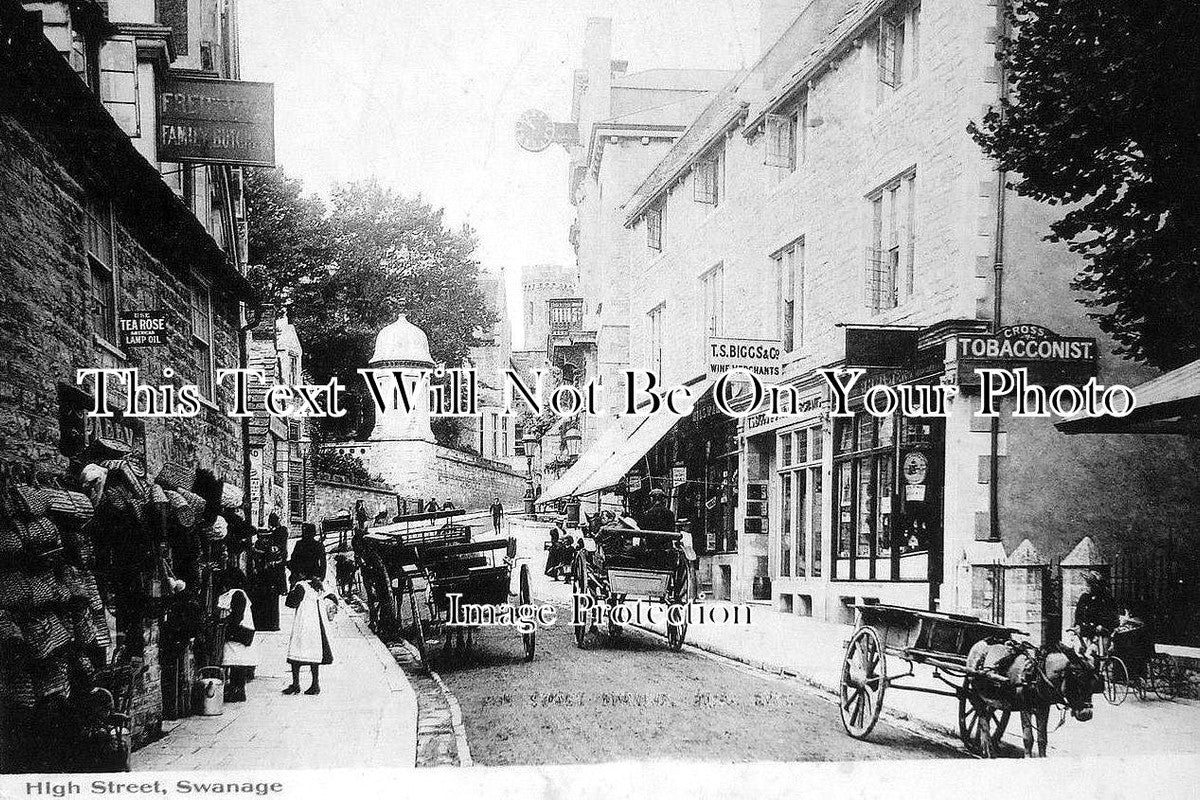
118 310 167 348
671 466 687 484
955 325 1096 367
707 336 783 380
158 75 276 166
743 392 824 435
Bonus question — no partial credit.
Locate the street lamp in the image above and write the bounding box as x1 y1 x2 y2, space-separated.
522 430 538 518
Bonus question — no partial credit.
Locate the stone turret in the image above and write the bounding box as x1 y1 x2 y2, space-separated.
367 314 435 444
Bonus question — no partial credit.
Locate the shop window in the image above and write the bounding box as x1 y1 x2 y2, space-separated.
190 279 215 400
646 206 663 251
832 408 942 582
99 39 139 136
866 171 916 313
778 426 822 579
85 196 118 343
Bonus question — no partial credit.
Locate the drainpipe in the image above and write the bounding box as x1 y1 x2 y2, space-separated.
988 7 1010 543
239 300 264 524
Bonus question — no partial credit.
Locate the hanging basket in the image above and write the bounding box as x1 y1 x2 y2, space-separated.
20 611 74 660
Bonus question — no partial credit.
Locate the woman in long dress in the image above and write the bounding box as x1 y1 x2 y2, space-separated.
282 577 339 695
218 568 257 702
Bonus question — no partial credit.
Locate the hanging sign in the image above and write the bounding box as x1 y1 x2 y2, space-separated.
707 337 783 380
956 325 1096 365
118 309 167 348
671 466 687 485
158 75 276 166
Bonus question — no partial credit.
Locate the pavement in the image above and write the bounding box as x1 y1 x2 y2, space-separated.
134 593 418 771
510 518 1200 759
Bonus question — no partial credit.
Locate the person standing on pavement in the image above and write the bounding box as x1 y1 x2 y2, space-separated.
426 497 439 514
218 568 256 702
282 577 339 695
489 497 504 535
637 488 676 532
288 523 326 585
248 518 286 631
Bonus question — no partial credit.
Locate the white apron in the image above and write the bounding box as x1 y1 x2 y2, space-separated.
217 588 258 667
286 581 337 665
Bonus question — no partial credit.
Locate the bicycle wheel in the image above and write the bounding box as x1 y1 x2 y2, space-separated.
1103 656 1129 706
1151 654 1179 701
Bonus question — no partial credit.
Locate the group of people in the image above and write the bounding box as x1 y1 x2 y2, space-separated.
216 515 341 702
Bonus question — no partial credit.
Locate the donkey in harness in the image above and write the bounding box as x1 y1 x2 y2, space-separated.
965 639 1100 757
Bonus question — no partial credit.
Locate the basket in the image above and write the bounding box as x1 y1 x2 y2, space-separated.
4 668 36 708
155 462 196 492
0 570 53 611
20 611 74 660
9 483 50 519
0 609 24 645
0 522 23 560
31 655 71 699
16 516 62 554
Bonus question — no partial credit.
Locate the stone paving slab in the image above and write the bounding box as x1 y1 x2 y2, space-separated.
133 595 418 771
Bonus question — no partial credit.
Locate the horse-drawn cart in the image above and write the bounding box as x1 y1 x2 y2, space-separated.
572 525 693 651
357 509 535 666
839 604 1025 756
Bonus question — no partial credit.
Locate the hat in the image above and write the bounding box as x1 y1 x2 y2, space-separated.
649 488 667 498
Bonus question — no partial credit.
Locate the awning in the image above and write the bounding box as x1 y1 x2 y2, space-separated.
538 378 713 504
1056 358 1200 435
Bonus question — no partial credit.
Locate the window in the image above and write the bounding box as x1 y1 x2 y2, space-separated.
773 240 804 352
501 418 509 457
877 3 921 92
866 171 916 313
99 39 139 136
491 412 499 457
832 411 941 582
647 304 665 376
191 279 215 400
646 206 663 251
701 264 725 340
514 423 526 456
693 143 724 206
766 104 807 171
85 197 117 342
778 426 823 579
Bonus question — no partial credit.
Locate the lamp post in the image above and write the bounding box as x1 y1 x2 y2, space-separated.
522 430 538 518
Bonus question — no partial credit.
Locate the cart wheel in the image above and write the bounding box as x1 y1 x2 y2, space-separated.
1103 656 1129 705
407 579 428 668
572 556 589 649
1151 654 1178 701
519 564 535 662
839 626 886 739
958 685 1009 758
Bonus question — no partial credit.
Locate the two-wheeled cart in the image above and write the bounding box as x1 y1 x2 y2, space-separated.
358 509 534 666
839 603 1024 756
571 525 694 651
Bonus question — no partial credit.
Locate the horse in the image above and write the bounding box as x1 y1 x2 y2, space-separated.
965 639 1100 758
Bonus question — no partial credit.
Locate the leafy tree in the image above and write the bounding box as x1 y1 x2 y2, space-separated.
244 167 332 308
244 170 497 443
970 0 1200 369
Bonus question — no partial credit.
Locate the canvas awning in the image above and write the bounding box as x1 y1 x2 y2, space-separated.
1056 358 1200 435
538 378 713 504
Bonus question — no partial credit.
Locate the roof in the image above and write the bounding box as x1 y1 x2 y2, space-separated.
370 314 434 366
622 76 750 225
0 0 255 302
1057 358 1200 435
744 0 887 132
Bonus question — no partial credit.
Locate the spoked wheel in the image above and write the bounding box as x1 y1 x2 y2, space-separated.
958 684 1010 758
572 556 590 649
665 568 692 651
406 578 428 669
1151 654 1179 700
839 626 886 739
606 598 623 639
1103 656 1130 705
519 564 536 662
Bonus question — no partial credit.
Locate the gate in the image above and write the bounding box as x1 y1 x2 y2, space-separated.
1111 537 1200 646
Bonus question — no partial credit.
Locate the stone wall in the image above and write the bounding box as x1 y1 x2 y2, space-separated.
311 479 407 527
432 446 527 510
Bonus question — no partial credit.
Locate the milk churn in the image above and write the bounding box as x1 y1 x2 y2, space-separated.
196 666 225 716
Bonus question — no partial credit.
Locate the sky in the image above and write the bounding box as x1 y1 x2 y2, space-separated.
238 0 759 346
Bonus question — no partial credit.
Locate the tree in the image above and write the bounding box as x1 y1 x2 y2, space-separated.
970 0 1200 370
244 167 333 308
244 170 497 442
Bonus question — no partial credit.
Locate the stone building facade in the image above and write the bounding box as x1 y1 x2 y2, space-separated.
551 0 1200 638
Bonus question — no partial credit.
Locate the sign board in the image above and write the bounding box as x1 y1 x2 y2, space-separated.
954 324 1097 385
707 337 783 380
743 392 824 436
158 75 275 167
119 309 167 348
671 466 687 485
